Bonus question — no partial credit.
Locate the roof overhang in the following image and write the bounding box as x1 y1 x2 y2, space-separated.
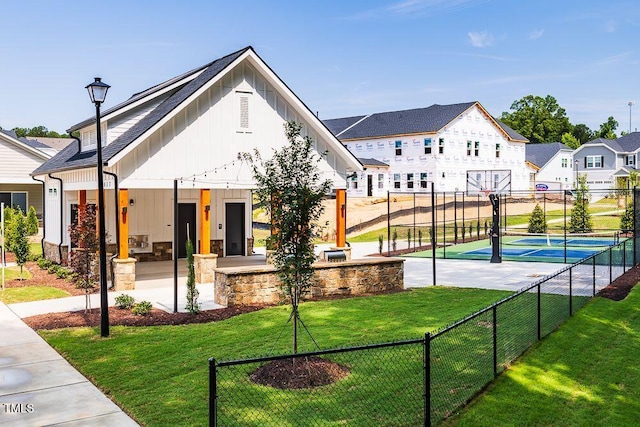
0 132 51 160
105 49 363 172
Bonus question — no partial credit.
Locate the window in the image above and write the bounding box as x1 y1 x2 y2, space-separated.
561 158 568 168
626 155 635 166
420 173 429 188
438 138 445 154
474 141 480 157
493 173 500 190
407 173 414 189
377 174 385 189
466 141 472 156
349 176 358 189
393 173 401 189
585 155 603 168
395 140 402 156
424 138 432 154
0 192 27 212
495 144 501 158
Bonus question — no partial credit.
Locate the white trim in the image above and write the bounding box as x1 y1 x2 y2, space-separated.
335 114 371 138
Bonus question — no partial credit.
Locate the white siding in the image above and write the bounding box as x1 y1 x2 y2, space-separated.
0 138 47 184
343 105 529 195
115 61 348 190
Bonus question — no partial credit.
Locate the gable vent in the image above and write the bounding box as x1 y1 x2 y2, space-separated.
239 95 249 129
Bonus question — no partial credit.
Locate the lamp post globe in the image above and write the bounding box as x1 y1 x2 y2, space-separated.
86 77 110 337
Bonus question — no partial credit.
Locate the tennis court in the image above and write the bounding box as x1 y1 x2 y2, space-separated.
404 233 625 264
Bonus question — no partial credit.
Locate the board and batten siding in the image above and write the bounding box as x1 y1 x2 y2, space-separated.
113 60 348 190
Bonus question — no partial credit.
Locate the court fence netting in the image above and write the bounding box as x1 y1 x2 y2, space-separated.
209 208 640 425
383 187 634 261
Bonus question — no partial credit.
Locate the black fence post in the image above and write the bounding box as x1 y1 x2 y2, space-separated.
209 358 217 427
563 190 567 264
537 283 541 341
431 183 436 286
623 239 627 273
569 267 573 316
609 248 613 284
424 332 431 427
492 306 498 378
387 191 391 255
443 193 447 259
592 256 596 296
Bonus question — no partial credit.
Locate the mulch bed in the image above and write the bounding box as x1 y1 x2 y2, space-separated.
250 356 350 389
598 264 640 301
23 304 266 330
3 261 86 296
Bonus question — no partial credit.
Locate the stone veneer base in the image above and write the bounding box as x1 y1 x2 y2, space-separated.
214 257 404 306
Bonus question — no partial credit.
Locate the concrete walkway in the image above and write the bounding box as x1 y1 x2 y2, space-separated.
0 302 138 426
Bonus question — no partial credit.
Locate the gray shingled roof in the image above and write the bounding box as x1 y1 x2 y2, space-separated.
324 102 528 143
494 119 527 142
582 137 622 152
323 115 366 136
525 142 571 168
18 137 50 150
357 158 389 167
0 129 18 139
33 47 251 176
615 131 640 152
329 102 476 140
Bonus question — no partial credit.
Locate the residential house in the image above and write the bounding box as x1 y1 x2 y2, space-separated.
525 142 574 193
32 47 361 272
324 102 529 196
573 132 640 194
348 158 389 198
0 129 53 217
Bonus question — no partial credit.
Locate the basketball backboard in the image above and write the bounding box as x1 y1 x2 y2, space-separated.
466 169 511 196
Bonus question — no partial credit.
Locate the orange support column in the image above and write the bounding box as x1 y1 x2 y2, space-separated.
335 188 346 248
199 189 211 254
118 189 129 259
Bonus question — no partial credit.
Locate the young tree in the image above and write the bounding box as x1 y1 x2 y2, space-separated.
26 206 38 236
527 204 547 233
561 132 580 150
245 121 332 354
620 201 634 233
185 237 200 314
68 205 99 312
11 208 30 279
569 175 593 233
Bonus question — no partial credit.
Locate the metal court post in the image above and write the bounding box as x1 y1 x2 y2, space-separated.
431 183 436 286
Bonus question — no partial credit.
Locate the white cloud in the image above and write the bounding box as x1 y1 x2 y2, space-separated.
344 0 489 20
468 31 494 48
595 51 634 66
528 29 544 40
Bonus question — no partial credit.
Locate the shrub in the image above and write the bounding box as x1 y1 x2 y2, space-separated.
132 301 153 316
55 266 72 279
115 294 135 310
527 203 547 233
392 229 398 251
47 263 59 274
26 206 39 236
378 235 383 254
620 201 634 233
37 257 52 270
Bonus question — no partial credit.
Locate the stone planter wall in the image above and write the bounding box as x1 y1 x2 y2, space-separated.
112 258 136 291
194 253 218 283
214 258 404 306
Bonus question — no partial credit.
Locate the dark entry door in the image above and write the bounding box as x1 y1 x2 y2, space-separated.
225 203 245 256
178 203 196 258
367 175 373 197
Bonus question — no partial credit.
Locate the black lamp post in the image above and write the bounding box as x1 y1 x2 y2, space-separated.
86 77 110 337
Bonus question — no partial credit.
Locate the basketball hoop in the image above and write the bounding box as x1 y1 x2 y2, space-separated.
480 189 492 198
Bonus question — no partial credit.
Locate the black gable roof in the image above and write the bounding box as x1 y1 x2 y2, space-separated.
526 142 571 168
323 115 367 136
33 47 251 176
332 102 476 140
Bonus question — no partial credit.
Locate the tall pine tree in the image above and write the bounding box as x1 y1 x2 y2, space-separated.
569 175 593 233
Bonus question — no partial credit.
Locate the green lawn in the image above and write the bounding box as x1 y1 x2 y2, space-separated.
0 286 70 304
1 265 33 281
447 285 640 426
41 287 511 426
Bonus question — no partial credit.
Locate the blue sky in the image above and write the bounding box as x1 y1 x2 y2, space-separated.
1 0 639 135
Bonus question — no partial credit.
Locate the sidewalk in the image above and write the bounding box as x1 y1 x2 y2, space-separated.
0 302 138 426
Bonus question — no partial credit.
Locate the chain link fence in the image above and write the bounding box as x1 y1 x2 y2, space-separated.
210 238 635 426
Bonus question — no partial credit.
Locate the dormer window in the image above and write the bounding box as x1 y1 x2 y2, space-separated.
80 124 107 152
